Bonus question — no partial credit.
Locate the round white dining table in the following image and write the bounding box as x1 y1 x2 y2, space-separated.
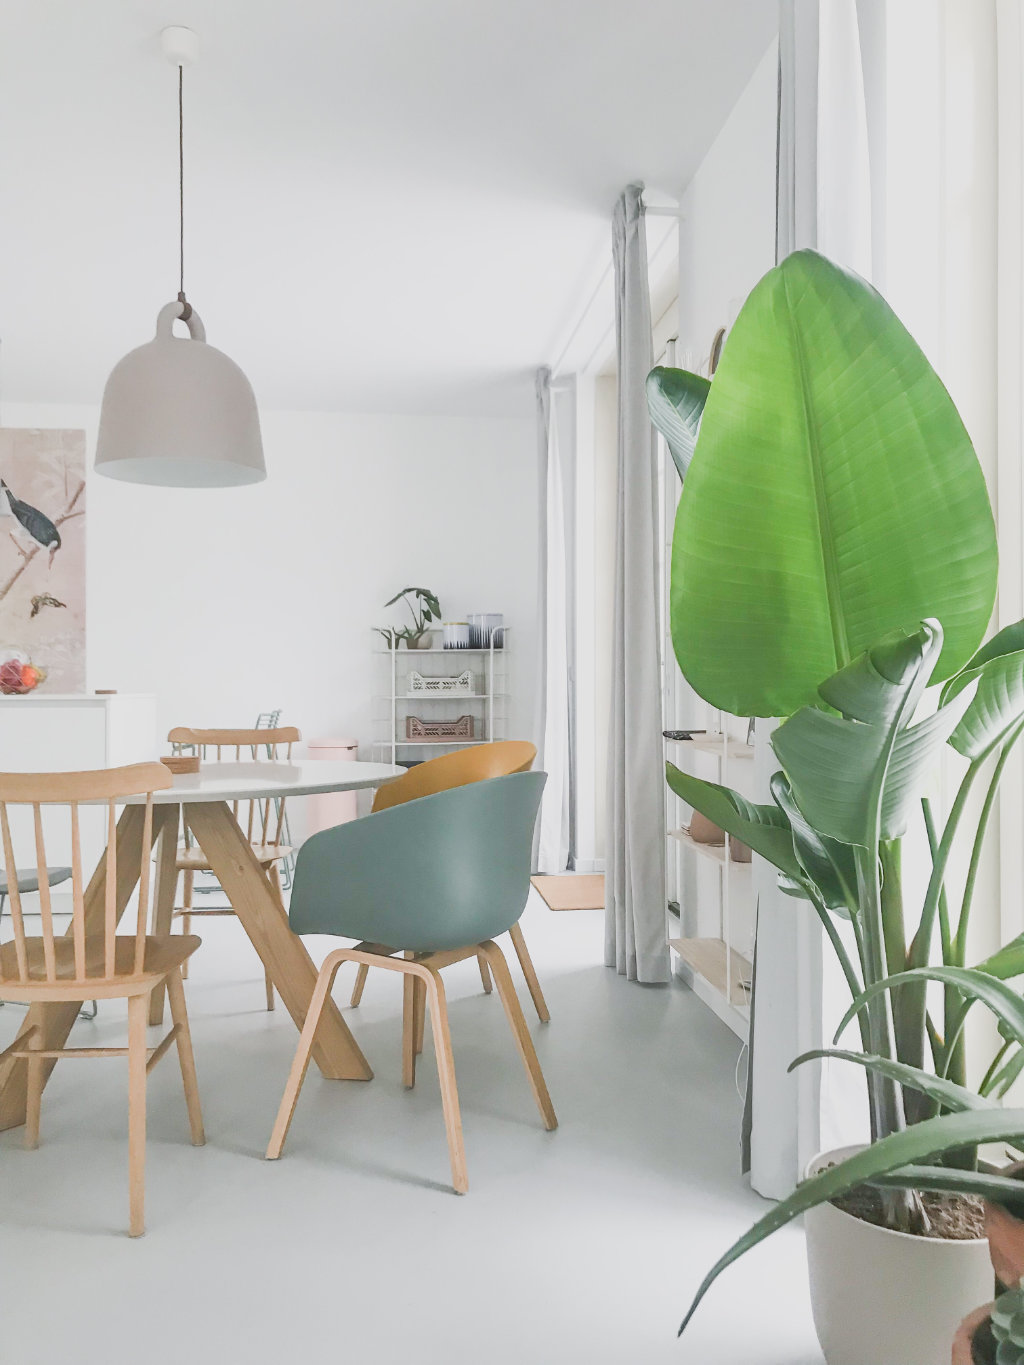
0 757 403 1132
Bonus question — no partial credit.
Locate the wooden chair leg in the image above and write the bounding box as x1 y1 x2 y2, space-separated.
181 869 194 980
164 970 205 1146
478 956 493 994
414 976 425 1055
402 957 418 1089
350 963 369 1007
263 863 288 1011
420 966 468 1194
266 954 344 1160
127 993 148 1237
24 1027 43 1151
478 941 557 1131
507 922 550 1023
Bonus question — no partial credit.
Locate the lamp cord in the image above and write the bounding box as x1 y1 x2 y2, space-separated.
177 63 191 321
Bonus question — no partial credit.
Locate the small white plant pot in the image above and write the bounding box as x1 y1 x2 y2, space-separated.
804 1146 992 1365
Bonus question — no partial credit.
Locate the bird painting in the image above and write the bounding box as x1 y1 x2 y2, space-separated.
0 479 62 565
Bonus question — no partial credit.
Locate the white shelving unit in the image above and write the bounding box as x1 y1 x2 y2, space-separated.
654 347 755 1039
371 632 510 766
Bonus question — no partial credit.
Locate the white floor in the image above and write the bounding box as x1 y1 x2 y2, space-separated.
0 892 823 1364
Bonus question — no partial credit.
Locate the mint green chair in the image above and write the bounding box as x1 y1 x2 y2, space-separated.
265 773 556 1192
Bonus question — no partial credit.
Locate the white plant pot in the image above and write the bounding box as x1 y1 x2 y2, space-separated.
804 1147 992 1365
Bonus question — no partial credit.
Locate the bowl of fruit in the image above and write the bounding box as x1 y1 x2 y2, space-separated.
0 651 46 695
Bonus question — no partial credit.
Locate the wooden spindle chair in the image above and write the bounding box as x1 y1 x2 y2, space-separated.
167 727 299 1009
0 763 204 1236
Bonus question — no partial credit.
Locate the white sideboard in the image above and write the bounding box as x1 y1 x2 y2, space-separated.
0 693 158 910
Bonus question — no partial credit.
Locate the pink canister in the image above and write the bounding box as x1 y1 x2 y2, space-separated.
307 738 358 832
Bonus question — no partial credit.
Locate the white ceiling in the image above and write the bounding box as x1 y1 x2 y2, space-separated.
0 1 776 418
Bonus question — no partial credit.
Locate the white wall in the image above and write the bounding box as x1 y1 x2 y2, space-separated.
3 403 537 785
676 42 779 369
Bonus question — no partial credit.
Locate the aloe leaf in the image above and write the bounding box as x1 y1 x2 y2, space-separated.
665 762 801 880
834 966 1024 1048
669 249 997 717
789 1048 997 1111
646 366 710 480
975 933 1024 981
679 1109 1024 1335
871 1164 1024 1211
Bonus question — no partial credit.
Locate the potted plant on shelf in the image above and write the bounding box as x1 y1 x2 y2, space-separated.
374 586 441 650
647 249 1024 1365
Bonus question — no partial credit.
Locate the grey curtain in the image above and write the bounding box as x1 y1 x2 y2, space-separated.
533 366 575 874
604 184 668 983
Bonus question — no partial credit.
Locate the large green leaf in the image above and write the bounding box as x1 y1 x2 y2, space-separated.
835 965 1024 1048
942 620 1024 761
646 367 710 480
665 763 801 880
670 249 998 717
772 623 972 846
789 1048 997 1111
679 1109 1024 1335
769 773 857 913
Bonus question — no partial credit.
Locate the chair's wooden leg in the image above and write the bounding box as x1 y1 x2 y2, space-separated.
478 956 493 994
478 941 557 1131
402 954 417 1089
263 864 287 1011
164 970 205 1146
507 922 550 1023
24 1027 42 1150
350 963 369 1007
266 954 344 1160
181 869 194 981
127 994 148 1237
420 966 468 1194
148 808 181 1025
413 977 425 1056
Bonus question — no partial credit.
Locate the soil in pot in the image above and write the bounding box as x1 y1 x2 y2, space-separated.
831 1185 985 1239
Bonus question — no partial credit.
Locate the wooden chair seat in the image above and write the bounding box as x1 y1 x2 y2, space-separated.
175 843 291 872
0 934 201 1001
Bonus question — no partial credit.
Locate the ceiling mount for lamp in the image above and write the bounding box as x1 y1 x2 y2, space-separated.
95 24 266 488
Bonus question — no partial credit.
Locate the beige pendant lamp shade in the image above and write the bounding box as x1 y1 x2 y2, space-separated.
96 301 265 486
95 26 265 488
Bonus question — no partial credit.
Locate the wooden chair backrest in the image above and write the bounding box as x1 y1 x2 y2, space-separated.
371 740 536 813
0 762 173 986
168 726 300 852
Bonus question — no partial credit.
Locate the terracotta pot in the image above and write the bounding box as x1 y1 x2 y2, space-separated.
952 1304 993 1365
985 1175 1024 1288
805 1147 992 1365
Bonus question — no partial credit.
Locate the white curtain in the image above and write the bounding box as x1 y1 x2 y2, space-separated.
534 366 573 874
604 184 668 983
749 0 877 1199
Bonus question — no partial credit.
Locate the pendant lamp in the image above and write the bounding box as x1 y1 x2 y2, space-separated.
95 27 265 487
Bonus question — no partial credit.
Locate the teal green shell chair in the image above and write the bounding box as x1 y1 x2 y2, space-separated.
265 772 556 1193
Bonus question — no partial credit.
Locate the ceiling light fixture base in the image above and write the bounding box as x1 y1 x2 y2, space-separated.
160 26 199 68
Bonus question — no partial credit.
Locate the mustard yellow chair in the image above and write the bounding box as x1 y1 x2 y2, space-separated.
348 741 550 1023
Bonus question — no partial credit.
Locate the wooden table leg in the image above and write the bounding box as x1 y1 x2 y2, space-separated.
148 805 181 1026
185 802 373 1082
0 804 170 1132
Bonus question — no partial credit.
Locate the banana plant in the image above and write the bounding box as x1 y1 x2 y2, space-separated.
667 618 1024 1332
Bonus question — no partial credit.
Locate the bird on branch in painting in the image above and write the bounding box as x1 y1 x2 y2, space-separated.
0 480 61 566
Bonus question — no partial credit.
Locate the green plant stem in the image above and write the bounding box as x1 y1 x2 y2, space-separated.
979 1040 1013 1097
808 891 867 1048
921 798 953 964
910 763 981 969
954 729 1024 965
853 845 904 1141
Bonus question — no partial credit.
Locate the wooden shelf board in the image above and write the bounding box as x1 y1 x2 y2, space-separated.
670 937 752 1006
667 736 754 760
669 827 753 869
